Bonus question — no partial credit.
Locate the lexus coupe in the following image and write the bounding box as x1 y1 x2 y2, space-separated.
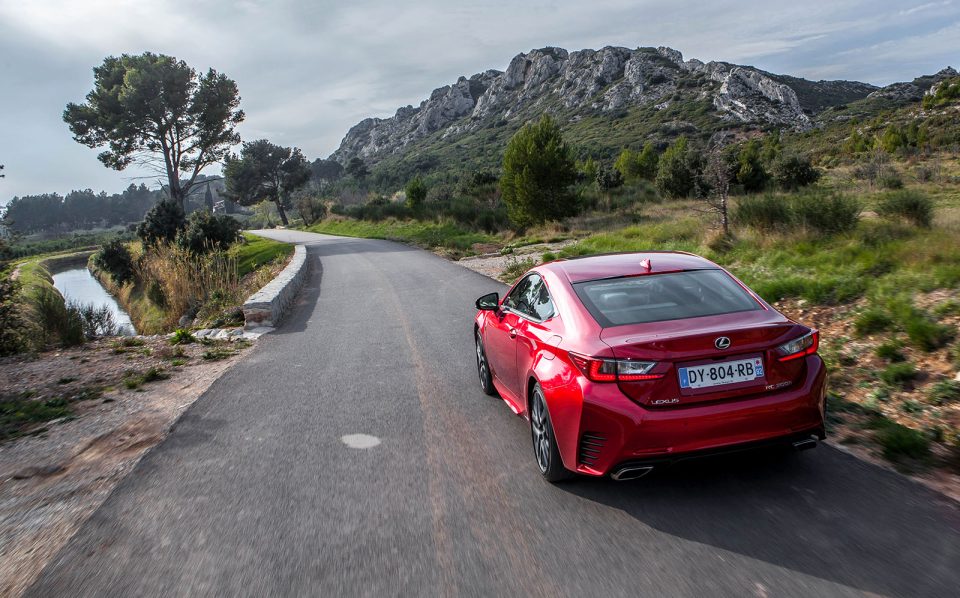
473 251 826 482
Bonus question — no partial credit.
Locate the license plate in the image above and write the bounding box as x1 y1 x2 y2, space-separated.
678 357 764 389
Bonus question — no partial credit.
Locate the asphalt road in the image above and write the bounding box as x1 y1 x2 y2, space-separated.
29 230 960 597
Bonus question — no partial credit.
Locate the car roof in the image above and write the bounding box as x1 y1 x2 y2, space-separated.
541 251 718 283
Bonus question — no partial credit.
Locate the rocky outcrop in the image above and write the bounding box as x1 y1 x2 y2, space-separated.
867 67 959 103
330 45 875 164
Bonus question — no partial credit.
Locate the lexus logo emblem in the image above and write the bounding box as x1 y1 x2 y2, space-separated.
715 336 731 350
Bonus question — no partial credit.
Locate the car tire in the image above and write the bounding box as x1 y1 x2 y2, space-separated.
475 330 496 396
530 382 572 483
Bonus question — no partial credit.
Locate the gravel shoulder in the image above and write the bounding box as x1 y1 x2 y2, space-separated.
0 337 251 597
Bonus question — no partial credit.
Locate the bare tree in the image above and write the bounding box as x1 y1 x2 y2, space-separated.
702 145 732 237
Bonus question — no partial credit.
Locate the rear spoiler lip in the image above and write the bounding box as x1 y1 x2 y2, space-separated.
570 267 713 284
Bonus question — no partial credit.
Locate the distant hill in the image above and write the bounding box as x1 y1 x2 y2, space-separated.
327 45 905 186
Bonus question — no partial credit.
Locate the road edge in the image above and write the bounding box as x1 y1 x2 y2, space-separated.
241 242 308 331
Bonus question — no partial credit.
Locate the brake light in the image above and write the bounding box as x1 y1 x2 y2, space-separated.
776 330 819 361
569 353 661 382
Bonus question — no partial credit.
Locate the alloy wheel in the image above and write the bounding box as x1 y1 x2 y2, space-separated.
531 387 551 473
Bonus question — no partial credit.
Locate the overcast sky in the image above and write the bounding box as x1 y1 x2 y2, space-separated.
1 0 958 202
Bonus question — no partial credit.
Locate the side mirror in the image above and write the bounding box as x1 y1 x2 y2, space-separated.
475 292 500 311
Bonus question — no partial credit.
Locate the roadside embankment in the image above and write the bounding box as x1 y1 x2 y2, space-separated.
242 243 307 330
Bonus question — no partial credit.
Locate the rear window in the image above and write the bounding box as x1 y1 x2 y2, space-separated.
572 269 762 327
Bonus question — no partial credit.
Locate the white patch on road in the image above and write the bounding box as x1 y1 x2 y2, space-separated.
341 434 381 449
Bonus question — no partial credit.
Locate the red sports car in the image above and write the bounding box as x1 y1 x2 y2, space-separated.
473 251 826 482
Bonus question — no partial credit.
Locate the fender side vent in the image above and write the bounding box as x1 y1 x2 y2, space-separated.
579 432 606 467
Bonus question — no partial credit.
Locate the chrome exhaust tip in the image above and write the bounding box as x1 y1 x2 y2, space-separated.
611 466 654 481
792 436 818 451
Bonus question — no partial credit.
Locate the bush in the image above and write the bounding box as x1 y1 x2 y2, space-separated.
146 279 167 307
854 309 893 335
176 210 242 253
294 194 326 226
405 176 427 208
904 316 954 351
74 302 118 338
929 380 960 405
878 173 904 190
879 362 917 387
875 340 905 362
875 421 930 461
733 194 790 231
137 200 185 246
170 328 196 345
30 286 84 348
734 191 859 234
500 256 537 283
0 273 29 356
875 190 934 228
92 240 134 285
790 191 861 234
772 154 820 190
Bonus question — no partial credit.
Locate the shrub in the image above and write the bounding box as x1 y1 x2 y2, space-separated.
735 139 769 192
875 421 930 461
772 154 820 190
405 176 427 208
734 191 859 234
137 200 185 246
0 273 29 356
733 194 790 231
500 256 537 283
171 328 196 345
92 240 134 285
790 191 861 234
30 286 84 348
875 340 905 362
595 164 624 190
875 190 934 228
74 302 118 338
879 362 917 387
176 210 242 253
928 380 960 405
854 309 893 335
904 316 954 351
878 173 904 190
294 194 326 226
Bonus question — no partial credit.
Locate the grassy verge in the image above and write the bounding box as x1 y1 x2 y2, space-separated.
234 233 295 277
305 218 497 256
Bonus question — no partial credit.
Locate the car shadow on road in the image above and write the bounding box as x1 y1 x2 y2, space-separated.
562 445 959 597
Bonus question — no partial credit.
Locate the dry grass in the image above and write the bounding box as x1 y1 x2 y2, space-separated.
133 244 240 329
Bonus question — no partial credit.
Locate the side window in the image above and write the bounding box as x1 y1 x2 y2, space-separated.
506 274 555 321
504 275 535 312
529 278 556 321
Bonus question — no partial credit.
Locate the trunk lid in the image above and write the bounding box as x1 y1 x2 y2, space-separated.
600 310 808 407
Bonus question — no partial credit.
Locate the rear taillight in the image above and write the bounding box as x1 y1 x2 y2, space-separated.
776 330 819 361
569 353 661 382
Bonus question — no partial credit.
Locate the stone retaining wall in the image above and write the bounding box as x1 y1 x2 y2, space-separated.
242 244 308 330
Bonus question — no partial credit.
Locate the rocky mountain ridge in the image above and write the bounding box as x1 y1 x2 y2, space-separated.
330 45 878 165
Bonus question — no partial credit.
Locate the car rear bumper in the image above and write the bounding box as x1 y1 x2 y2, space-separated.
572 355 827 476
